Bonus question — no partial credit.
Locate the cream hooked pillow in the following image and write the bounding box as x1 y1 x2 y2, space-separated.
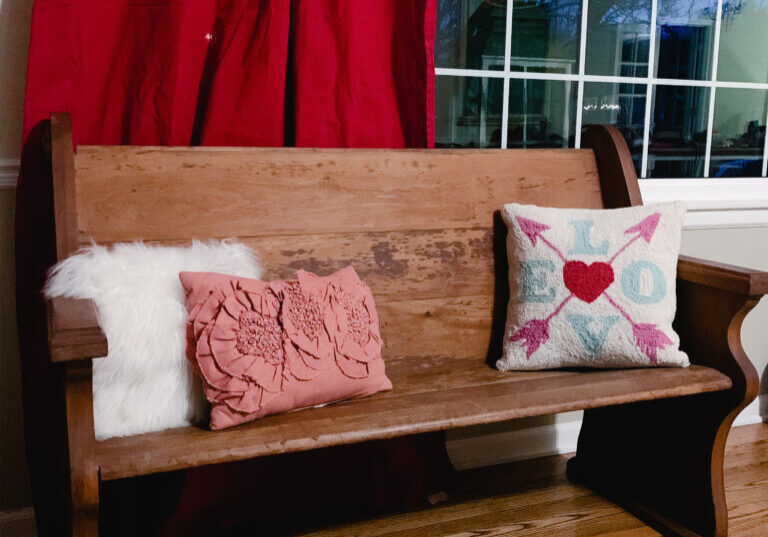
497 202 689 371
44 241 262 439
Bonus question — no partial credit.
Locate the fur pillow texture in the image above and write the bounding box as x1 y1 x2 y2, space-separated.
498 202 689 371
44 241 262 439
180 266 392 430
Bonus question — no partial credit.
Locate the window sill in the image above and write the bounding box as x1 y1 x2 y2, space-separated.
640 178 768 229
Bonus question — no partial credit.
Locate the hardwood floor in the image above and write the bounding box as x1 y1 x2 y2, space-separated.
293 423 768 537
2 423 766 537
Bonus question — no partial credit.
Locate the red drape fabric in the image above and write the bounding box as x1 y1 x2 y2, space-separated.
18 1 435 535
291 0 434 147
22 0 435 149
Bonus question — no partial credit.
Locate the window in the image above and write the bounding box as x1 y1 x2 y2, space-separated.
434 0 768 181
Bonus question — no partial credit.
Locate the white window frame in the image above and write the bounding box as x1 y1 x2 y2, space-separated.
435 0 768 228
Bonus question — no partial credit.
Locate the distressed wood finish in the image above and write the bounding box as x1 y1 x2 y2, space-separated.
95 358 730 480
50 113 79 259
677 255 768 295
245 227 496 301
72 146 604 243
48 297 107 363
43 113 766 537
64 362 99 537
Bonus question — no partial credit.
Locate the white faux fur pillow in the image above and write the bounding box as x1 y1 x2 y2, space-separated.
44 241 262 439
498 202 689 371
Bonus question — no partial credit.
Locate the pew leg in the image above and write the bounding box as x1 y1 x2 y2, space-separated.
567 392 738 537
70 464 99 537
65 361 99 537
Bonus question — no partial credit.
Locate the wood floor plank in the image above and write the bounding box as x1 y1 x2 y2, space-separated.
288 424 768 537
6 424 766 537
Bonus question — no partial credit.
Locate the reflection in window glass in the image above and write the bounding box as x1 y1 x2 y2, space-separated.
717 0 768 83
647 85 710 177
434 0 768 177
435 76 504 148
656 0 717 80
435 0 507 69
585 0 651 76
709 88 767 177
510 0 581 73
583 82 647 175
507 79 576 147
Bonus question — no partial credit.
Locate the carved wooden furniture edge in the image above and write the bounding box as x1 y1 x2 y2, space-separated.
675 254 761 394
677 255 768 296
47 297 107 363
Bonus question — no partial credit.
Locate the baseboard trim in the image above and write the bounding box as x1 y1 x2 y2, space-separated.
734 397 764 427
0 506 33 523
447 420 583 471
0 159 19 189
447 403 765 470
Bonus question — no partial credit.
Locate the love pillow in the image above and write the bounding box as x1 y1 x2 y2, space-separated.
497 202 689 370
180 266 392 430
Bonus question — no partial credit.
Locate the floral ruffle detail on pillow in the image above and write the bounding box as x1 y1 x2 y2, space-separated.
180 266 392 430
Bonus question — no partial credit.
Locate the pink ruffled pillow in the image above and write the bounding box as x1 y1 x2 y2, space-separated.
179 266 392 430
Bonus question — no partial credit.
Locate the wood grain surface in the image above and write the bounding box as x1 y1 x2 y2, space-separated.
72 146 603 243
47 297 107 363
95 357 730 481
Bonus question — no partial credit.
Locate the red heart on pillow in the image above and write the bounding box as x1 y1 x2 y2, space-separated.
562 261 614 303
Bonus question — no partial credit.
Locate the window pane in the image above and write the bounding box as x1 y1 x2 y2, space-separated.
656 0 717 80
585 0 652 77
511 0 581 73
435 76 504 148
717 0 768 83
709 88 767 177
435 0 508 69
583 82 647 175
647 85 710 177
508 79 576 147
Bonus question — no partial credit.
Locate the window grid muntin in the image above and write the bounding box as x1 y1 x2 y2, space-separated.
702 0 724 176
435 0 768 179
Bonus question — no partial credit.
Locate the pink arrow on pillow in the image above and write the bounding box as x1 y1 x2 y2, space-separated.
609 212 661 264
509 295 573 358
602 291 672 363
516 216 567 262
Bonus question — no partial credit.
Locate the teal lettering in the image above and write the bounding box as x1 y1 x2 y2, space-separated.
565 314 619 355
568 220 609 255
519 259 556 303
621 260 666 304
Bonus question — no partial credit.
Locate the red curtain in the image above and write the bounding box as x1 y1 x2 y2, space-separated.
18 1 435 535
22 0 435 149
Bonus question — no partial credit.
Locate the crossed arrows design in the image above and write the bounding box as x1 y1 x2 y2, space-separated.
510 212 672 363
